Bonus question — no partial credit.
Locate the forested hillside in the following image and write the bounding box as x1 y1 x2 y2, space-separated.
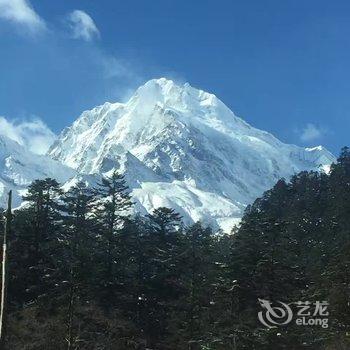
1 147 350 349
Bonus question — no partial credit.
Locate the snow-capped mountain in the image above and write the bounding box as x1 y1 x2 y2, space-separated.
0 134 76 208
48 78 335 230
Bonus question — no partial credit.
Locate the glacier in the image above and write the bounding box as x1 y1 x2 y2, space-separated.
0 78 336 230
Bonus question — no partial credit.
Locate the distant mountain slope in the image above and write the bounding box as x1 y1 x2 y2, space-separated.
48 78 335 229
0 135 76 207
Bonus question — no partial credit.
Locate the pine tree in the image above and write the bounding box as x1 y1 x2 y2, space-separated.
10 178 63 304
181 222 215 349
60 181 97 349
144 207 183 348
93 170 133 306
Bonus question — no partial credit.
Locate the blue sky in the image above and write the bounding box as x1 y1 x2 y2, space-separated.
0 0 349 154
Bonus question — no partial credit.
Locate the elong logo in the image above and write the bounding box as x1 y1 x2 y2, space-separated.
258 299 293 328
258 299 329 329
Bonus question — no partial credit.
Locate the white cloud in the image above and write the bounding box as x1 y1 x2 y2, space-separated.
0 0 45 32
0 117 56 155
300 123 325 142
66 10 100 41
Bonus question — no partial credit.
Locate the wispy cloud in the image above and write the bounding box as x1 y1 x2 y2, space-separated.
85 47 144 102
299 123 326 142
66 10 100 41
0 0 46 33
102 56 135 79
0 116 56 155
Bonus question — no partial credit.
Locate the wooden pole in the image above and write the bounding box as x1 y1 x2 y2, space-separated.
0 191 12 349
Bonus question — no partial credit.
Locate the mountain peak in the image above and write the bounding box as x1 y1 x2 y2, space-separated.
143 77 176 88
132 78 187 106
132 77 215 106
125 77 241 130
46 78 336 230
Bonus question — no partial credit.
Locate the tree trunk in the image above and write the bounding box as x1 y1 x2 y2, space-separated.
66 273 76 350
0 191 12 349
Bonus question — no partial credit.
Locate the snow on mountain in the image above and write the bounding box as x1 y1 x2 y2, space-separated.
0 134 76 208
48 78 336 230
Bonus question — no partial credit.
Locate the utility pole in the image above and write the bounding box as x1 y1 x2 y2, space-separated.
0 191 12 349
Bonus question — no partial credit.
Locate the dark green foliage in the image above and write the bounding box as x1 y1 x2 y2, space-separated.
9 178 63 305
223 148 350 349
3 148 350 349
93 171 134 307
